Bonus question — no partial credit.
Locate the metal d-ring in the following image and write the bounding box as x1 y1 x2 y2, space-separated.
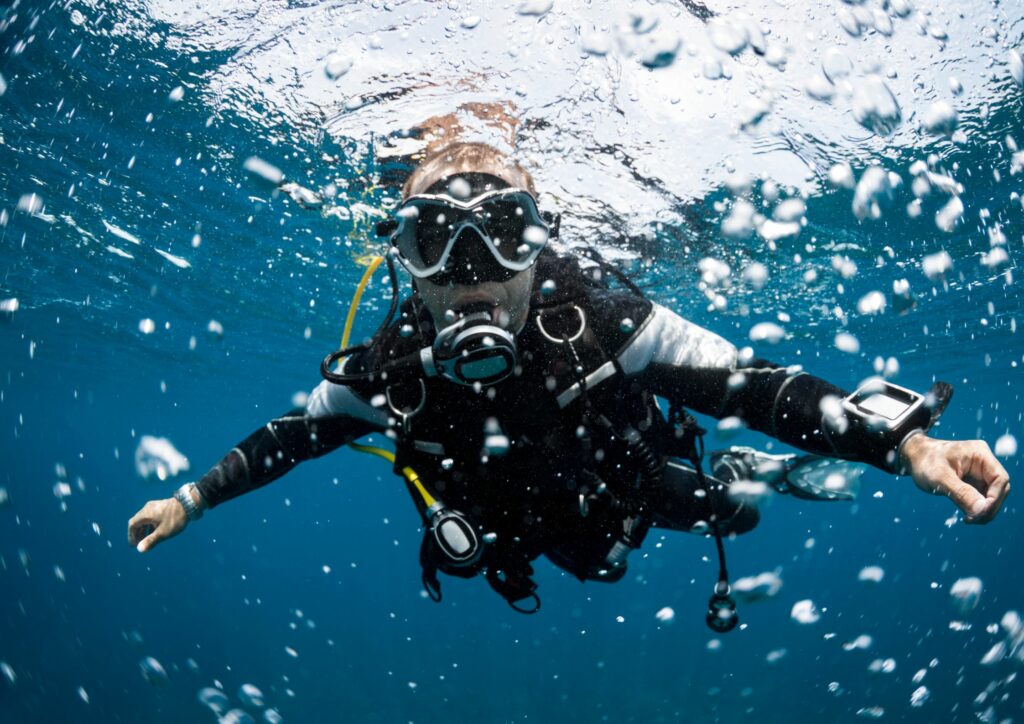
536 304 586 344
386 379 426 434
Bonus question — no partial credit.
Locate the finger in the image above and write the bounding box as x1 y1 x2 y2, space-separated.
128 500 166 540
136 530 161 553
962 441 1009 490
129 524 155 547
935 469 988 522
137 521 171 553
991 480 1011 515
974 480 1011 524
957 444 1011 522
128 517 156 545
127 501 159 530
974 473 1009 522
984 470 1010 505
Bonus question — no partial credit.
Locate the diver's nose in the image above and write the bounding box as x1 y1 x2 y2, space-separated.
445 224 493 283
451 223 489 254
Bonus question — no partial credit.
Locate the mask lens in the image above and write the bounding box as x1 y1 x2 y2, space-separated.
395 201 462 274
414 209 453 268
477 194 548 267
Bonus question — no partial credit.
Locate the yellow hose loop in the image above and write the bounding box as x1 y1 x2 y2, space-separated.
401 467 437 510
340 255 385 351
347 443 437 509
348 442 395 464
341 262 434 510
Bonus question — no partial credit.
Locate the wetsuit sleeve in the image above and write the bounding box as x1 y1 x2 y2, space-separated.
195 380 389 508
621 304 911 473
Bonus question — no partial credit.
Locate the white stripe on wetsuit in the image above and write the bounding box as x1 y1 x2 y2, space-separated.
617 303 738 374
305 358 390 426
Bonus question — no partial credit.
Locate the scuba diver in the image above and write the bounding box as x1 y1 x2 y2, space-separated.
128 142 1010 629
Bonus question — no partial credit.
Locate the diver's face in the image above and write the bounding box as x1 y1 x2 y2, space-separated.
416 267 535 333
405 168 539 333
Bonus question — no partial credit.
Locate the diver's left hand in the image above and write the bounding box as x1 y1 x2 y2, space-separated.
900 434 1011 524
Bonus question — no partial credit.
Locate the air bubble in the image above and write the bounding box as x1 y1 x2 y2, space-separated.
858 566 885 583
140 657 169 687
324 53 353 80
517 0 553 16
791 599 821 624
238 683 264 708
994 434 1017 457
852 76 902 136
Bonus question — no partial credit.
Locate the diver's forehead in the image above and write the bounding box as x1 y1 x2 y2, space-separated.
423 172 512 198
406 162 528 198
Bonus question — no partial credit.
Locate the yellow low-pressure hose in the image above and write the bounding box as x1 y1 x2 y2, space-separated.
340 255 386 350
348 443 437 509
340 257 435 511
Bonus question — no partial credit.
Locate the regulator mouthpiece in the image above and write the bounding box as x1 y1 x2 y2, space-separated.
422 312 517 386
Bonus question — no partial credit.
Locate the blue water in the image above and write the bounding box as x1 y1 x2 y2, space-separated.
2 2 1023 722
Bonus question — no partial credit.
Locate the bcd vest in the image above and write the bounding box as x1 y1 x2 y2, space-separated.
346 253 701 611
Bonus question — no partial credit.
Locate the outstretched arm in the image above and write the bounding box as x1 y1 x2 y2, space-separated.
128 380 388 552
193 407 379 508
622 303 1009 522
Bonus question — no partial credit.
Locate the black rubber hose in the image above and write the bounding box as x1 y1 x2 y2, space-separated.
320 253 406 386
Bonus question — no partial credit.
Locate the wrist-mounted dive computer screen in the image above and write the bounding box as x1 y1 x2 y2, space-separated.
842 381 924 430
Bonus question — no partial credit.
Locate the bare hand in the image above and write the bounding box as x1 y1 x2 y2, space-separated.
901 434 1011 524
128 498 188 553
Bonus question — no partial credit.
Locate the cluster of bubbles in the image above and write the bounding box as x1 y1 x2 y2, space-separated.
641 560 1023 717
197 683 283 723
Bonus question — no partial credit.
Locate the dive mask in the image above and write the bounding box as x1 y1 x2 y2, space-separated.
377 186 558 284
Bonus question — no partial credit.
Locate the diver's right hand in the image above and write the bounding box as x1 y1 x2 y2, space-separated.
128 498 188 553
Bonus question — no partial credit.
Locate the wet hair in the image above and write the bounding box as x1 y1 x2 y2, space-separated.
402 141 537 200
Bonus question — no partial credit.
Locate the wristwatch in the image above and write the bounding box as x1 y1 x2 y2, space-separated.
831 378 953 473
173 482 207 522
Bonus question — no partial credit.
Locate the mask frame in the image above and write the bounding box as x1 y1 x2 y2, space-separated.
376 188 560 283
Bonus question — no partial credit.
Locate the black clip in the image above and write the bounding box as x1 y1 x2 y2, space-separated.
541 211 561 239
706 584 739 633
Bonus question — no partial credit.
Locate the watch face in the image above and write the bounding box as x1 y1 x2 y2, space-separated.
858 392 912 420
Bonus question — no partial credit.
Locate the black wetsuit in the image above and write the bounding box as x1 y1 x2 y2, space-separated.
194 250 915 600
